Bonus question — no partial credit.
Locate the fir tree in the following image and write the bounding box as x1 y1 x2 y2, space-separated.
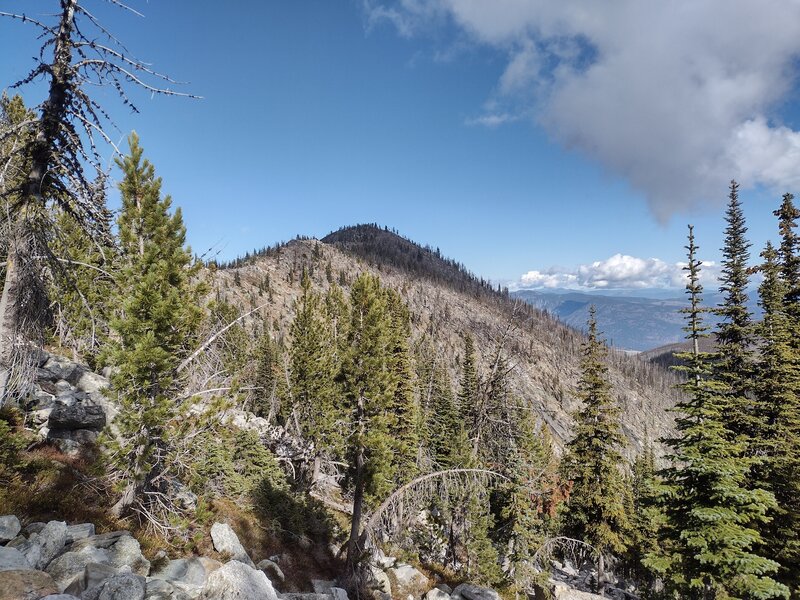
755 241 800 594
106 132 205 517
714 180 755 445
458 334 479 423
774 193 800 316
385 289 421 481
559 306 629 593
625 444 662 589
342 273 396 576
649 226 787 600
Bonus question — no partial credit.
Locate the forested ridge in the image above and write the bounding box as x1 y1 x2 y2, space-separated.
1 4 800 600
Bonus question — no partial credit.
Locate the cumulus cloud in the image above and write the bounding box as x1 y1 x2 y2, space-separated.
519 253 719 290
363 0 800 218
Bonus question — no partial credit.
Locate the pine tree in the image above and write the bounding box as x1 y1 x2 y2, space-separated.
714 180 756 445
625 444 662 589
106 132 205 517
756 241 800 594
774 194 800 316
458 334 479 424
559 306 629 592
649 226 787 600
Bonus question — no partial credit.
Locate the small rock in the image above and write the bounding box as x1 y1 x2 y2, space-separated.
256 558 285 584
282 594 331 600
83 571 146 600
0 546 33 571
55 380 73 394
451 584 500 600
369 566 391 594
144 578 192 600
0 515 21 543
199 560 279 600
210 523 254 568
40 595 82 600
551 582 606 599
65 523 95 543
0 569 59 599
31 408 53 426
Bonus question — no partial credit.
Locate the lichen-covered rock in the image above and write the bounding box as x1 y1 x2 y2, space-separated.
0 546 32 572
0 515 21 543
210 523 254 568
199 560 279 600
0 569 59 599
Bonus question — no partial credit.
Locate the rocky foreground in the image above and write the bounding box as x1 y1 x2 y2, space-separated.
0 511 626 600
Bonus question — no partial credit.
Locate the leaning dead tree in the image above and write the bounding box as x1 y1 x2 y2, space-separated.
0 0 196 404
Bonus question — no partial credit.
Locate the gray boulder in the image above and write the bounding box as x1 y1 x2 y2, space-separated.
210 523 254 568
46 544 111 591
312 579 336 594
23 522 47 536
83 572 146 600
0 546 33 571
108 534 150 575
282 595 332 600
425 589 452 600
76 371 109 394
0 515 21 543
387 564 430 600
199 560 278 600
256 558 285 584
30 520 68 569
145 578 194 600
331 587 349 600
40 595 82 600
149 557 208 586
48 403 106 431
65 523 95 543
550 583 606 599
42 358 80 384
63 562 117 596
451 584 500 600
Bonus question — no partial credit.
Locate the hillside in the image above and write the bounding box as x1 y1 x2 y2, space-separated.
215 224 679 456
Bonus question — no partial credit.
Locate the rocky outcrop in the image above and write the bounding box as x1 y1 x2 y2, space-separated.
210 522 255 568
199 560 279 600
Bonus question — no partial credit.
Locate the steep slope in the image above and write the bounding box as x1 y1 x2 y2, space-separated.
213 225 679 457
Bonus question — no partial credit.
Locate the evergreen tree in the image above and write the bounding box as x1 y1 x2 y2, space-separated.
559 306 629 592
501 415 556 594
341 273 396 575
714 180 756 445
774 194 800 316
385 289 421 480
290 269 344 465
649 226 787 600
625 444 662 590
755 241 800 594
106 132 205 517
458 334 479 423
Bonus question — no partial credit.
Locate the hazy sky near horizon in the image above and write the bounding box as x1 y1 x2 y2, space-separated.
2 1 800 289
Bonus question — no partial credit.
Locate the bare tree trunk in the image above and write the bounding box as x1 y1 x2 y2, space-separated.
0 0 77 404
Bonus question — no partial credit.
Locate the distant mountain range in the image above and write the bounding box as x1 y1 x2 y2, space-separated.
512 288 761 351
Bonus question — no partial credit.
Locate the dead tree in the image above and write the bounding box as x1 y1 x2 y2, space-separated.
0 0 196 404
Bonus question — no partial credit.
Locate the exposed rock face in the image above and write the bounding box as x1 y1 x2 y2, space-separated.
0 516 21 543
0 569 59 599
199 560 279 600
150 557 209 586
210 523 255 568
0 546 32 571
28 520 68 570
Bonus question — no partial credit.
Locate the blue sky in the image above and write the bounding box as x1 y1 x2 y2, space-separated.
2 1 800 289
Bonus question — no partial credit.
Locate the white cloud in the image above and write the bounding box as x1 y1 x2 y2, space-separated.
518 253 719 290
364 0 800 218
